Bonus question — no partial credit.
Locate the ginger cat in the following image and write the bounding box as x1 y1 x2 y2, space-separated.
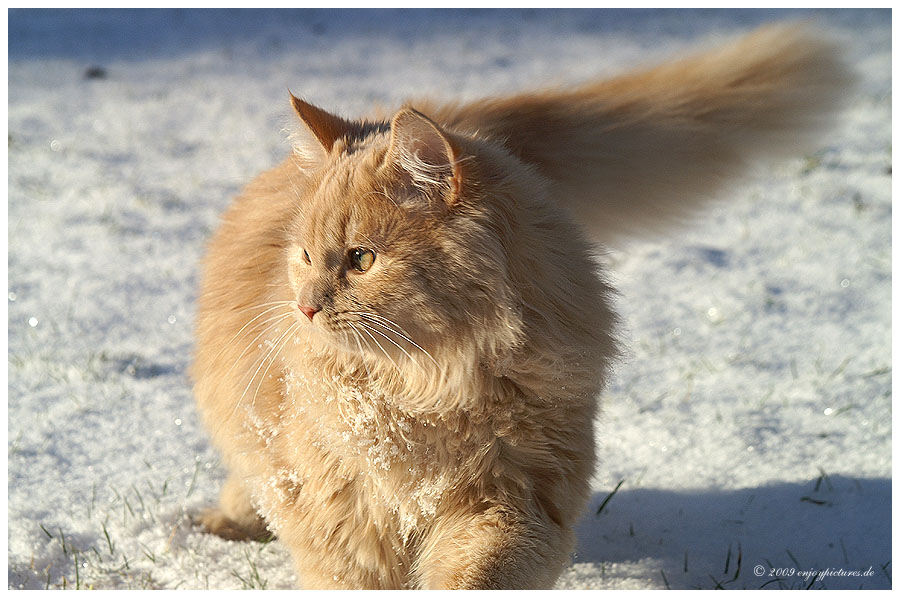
192 24 850 589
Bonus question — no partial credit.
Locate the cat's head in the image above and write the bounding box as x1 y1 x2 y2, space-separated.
282 96 526 382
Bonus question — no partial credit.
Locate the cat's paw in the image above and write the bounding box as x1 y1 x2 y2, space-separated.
195 507 274 542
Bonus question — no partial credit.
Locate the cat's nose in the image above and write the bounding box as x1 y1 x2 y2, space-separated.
297 304 320 322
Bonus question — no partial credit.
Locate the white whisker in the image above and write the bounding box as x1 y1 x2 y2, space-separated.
219 312 294 384
350 311 440 368
200 302 294 380
358 321 422 372
249 321 300 411
232 319 299 417
231 300 295 315
356 322 400 372
345 322 373 379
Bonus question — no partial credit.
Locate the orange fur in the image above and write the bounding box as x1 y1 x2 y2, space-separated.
192 23 849 589
421 23 852 241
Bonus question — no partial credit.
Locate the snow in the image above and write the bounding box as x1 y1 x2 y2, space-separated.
7 8 891 590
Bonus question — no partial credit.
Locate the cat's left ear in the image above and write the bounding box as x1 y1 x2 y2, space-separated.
289 94 355 168
387 108 463 205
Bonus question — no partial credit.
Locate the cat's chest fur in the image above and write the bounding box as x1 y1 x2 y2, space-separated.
242 338 490 538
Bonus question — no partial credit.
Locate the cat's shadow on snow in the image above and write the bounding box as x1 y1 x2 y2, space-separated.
572 475 891 589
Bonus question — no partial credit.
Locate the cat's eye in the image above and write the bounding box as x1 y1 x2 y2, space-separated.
302 249 311 264
349 248 375 272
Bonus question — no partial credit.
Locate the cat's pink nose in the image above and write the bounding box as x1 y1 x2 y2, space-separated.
297 304 320 321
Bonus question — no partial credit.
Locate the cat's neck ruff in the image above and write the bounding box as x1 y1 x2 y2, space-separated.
280 327 493 418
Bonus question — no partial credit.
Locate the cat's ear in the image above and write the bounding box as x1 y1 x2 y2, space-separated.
387 108 463 205
289 94 354 168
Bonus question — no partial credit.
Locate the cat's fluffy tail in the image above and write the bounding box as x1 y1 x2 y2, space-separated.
426 23 853 243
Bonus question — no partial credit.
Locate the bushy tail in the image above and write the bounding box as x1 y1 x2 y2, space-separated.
424 23 853 243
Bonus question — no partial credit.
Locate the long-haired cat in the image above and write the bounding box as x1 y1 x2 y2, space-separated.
192 24 850 589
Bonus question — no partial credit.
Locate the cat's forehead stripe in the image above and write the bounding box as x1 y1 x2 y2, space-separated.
306 163 374 257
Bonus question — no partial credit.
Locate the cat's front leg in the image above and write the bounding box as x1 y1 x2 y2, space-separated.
415 504 569 589
198 473 271 542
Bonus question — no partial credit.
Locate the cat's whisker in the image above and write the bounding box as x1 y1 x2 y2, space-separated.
349 322 382 367
355 322 401 372
221 313 295 399
204 310 294 388
350 311 417 345
233 319 299 417
357 321 424 373
218 312 295 382
249 321 300 411
345 321 372 353
202 304 295 378
356 318 420 360
202 302 294 371
345 322 373 379
351 312 440 369
231 300 295 314
230 310 297 351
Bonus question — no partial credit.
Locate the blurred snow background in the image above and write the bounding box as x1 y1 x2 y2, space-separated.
7 8 891 590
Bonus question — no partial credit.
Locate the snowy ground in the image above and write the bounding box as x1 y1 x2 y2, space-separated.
7 9 891 590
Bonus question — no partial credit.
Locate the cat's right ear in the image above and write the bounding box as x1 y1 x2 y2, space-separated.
288 94 354 169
